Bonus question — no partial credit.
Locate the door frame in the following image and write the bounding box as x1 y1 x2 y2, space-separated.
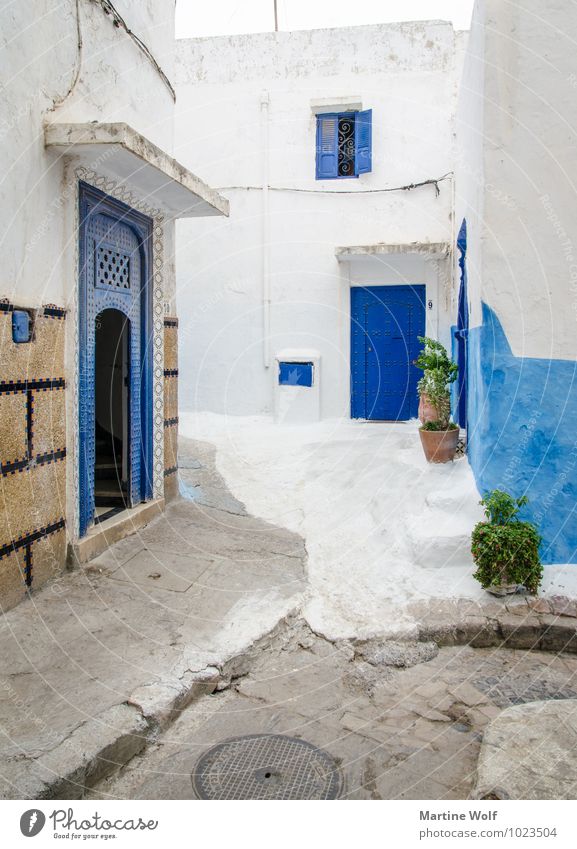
350 284 426 421
78 182 154 537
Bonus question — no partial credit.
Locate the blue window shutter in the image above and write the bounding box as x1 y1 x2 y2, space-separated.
354 109 372 175
316 114 338 179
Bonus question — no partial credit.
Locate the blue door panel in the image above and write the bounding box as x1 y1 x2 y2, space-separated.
78 183 153 537
456 218 468 429
351 285 425 421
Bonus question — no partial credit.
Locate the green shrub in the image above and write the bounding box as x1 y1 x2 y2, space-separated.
471 490 543 594
414 336 458 429
421 421 458 432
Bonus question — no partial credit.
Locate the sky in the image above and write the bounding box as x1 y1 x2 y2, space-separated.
175 0 476 39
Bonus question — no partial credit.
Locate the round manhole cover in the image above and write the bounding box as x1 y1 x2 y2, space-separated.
191 734 343 800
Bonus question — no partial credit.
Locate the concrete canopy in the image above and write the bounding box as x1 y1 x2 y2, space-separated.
44 122 229 218
335 242 450 262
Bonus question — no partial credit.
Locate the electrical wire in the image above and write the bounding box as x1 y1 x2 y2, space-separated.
214 173 452 196
96 0 176 101
51 0 83 110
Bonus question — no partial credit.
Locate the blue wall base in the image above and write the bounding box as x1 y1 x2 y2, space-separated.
468 303 577 564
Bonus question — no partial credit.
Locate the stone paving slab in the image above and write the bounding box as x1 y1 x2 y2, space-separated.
472 699 577 799
0 439 307 799
4 435 577 800
92 622 577 801
408 595 577 653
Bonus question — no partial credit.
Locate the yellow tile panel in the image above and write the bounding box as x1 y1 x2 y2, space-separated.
32 387 66 456
164 424 178 471
0 549 27 613
32 528 66 592
164 375 178 420
0 394 27 465
0 460 66 547
0 312 65 383
164 325 178 371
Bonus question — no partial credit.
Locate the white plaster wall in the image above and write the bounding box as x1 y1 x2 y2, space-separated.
1 1 78 308
459 0 577 359
175 22 460 418
0 0 176 308
54 0 176 152
454 5 485 328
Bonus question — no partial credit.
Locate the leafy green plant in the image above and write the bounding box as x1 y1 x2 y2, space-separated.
479 489 528 525
414 336 458 429
421 420 458 432
471 490 543 594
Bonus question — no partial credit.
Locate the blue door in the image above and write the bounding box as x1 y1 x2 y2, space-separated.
78 183 153 537
455 219 468 429
351 285 425 420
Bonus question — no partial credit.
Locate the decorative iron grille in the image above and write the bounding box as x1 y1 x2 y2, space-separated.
338 115 355 177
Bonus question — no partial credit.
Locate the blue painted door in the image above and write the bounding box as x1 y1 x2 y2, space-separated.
351 285 425 420
456 219 468 429
78 183 153 537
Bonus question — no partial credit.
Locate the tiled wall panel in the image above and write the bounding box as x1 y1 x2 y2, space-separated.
0 305 67 612
163 317 178 502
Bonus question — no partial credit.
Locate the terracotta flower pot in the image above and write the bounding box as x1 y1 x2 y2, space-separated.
419 427 459 463
418 393 437 424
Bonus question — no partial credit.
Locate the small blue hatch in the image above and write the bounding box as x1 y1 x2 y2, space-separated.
12 310 31 343
278 361 314 387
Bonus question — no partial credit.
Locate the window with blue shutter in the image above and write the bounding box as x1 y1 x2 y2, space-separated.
316 114 339 179
315 109 372 179
354 109 372 175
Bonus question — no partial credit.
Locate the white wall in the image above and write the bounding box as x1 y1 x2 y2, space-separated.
455 0 577 565
175 22 461 418
454 3 484 327
458 0 577 357
0 0 176 309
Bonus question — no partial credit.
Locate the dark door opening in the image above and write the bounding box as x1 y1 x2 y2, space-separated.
94 308 130 522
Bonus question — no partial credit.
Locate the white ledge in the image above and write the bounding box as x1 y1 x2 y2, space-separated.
310 96 363 114
336 241 450 261
44 122 229 219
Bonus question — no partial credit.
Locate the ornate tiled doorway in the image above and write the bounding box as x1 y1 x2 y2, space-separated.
78 182 153 536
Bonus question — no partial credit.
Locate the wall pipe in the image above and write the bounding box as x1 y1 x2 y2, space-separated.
261 90 271 368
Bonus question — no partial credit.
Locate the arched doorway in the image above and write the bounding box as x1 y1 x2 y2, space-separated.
78 183 153 536
94 309 130 520
455 219 468 430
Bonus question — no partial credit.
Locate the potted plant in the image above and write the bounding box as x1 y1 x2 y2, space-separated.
471 489 543 596
415 336 459 463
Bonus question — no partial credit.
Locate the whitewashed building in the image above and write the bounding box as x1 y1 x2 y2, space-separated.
454 0 577 564
0 0 227 610
175 5 577 567
175 22 465 421
3 0 577 618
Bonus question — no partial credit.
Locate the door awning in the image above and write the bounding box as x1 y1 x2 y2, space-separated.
336 242 450 262
44 122 229 219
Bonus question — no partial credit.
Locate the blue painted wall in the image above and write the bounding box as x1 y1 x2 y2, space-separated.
467 302 577 564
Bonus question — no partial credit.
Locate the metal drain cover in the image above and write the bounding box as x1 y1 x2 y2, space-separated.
191 734 342 800
474 675 577 708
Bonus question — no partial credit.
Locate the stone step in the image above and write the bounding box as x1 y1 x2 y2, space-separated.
405 509 475 568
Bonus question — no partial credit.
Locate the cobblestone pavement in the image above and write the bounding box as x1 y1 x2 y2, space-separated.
0 439 306 799
92 620 577 800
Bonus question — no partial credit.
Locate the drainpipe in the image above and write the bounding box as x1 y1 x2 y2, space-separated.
450 171 456 311
261 90 271 369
